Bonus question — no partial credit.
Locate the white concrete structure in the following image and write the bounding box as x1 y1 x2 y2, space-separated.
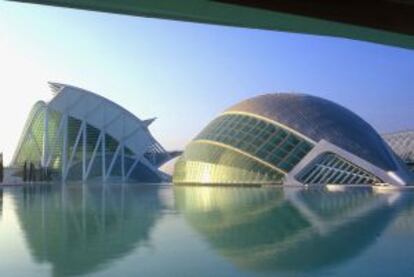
11 83 180 182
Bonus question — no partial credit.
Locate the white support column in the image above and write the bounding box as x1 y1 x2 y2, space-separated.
126 155 141 179
82 121 87 181
85 132 103 180
121 144 125 182
46 114 66 168
105 144 121 180
61 114 68 182
101 131 106 181
42 107 49 167
121 112 125 182
64 122 84 180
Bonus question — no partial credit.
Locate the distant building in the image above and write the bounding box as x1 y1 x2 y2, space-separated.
174 93 414 186
11 83 180 182
383 130 414 171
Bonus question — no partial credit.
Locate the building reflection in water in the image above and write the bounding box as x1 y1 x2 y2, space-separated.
14 183 165 276
174 186 413 273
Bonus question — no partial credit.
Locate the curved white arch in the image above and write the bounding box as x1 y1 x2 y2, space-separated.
48 82 162 157
11 83 177 182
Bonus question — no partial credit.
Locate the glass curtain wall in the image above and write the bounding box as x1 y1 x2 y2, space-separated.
174 113 314 184
12 105 161 182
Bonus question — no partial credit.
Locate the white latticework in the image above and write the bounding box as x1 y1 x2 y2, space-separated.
383 130 414 166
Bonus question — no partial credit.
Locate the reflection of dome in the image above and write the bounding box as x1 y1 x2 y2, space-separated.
174 186 409 272
15 184 164 276
174 93 414 186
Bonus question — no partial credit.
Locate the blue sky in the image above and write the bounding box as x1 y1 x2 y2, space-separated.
0 1 414 165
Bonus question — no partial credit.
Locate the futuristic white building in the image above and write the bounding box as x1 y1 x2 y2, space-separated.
11 83 180 182
174 93 414 186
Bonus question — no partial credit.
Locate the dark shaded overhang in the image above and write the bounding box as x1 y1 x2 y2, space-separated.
8 0 414 49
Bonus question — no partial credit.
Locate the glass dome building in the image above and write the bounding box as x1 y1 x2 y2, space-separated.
173 93 414 186
11 83 180 182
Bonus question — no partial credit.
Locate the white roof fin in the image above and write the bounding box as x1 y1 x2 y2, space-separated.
48 82 65 95
143 118 157 127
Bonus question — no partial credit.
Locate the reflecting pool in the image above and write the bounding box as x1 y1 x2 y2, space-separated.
1 183 414 276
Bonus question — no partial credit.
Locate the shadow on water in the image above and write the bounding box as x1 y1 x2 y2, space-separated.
12 183 167 277
174 185 414 273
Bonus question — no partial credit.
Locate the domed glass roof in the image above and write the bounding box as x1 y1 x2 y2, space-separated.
227 93 396 171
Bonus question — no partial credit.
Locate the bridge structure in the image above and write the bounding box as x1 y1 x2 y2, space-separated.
8 0 414 50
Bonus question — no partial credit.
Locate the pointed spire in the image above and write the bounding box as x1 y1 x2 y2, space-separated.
143 118 157 127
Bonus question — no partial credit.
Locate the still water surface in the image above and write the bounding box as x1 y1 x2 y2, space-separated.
1 183 414 276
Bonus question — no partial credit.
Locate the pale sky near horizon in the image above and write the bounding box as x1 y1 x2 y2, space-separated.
0 1 414 167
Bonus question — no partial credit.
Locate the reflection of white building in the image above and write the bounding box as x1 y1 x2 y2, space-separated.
15 184 164 276
11 83 180 182
174 94 414 186
383 130 414 171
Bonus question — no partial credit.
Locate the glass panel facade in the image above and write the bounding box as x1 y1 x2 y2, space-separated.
13 102 47 167
297 152 381 185
67 116 82 165
174 142 284 184
12 106 162 182
195 113 314 172
174 113 315 184
86 124 100 155
48 109 63 169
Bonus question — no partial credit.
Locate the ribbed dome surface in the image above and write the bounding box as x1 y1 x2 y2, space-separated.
227 93 396 171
